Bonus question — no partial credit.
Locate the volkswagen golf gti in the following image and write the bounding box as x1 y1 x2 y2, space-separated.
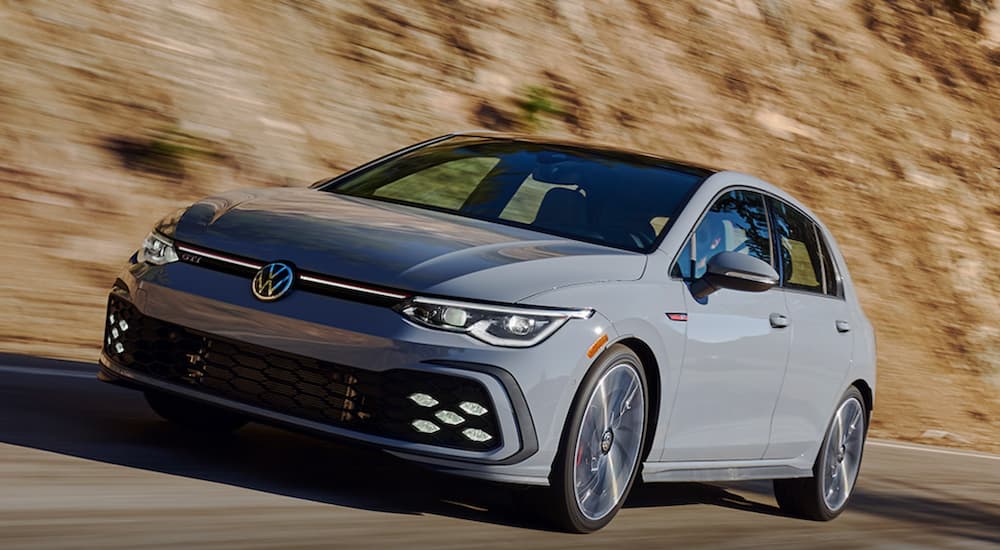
99 132 875 532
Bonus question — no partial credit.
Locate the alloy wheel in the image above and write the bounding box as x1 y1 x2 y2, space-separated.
820 396 865 511
572 363 645 521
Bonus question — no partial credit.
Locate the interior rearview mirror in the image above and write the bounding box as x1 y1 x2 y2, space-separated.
690 251 779 299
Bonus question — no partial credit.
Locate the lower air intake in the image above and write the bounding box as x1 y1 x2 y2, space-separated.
104 295 502 451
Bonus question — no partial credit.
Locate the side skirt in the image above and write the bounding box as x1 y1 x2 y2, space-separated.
641 462 812 483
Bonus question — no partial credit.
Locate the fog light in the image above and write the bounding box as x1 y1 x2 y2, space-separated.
458 401 488 416
461 428 492 442
408 393 439 408
118 319 129 331
434 410 465 425
411 419 440 433
114 342 125 354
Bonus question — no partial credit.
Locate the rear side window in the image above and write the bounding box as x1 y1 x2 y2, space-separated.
816 230 842 297
672 190 772 279
770 200 824 294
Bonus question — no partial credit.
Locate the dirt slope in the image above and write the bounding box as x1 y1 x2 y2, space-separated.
0 1 997 451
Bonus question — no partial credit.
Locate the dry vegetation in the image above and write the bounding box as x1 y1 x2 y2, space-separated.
0 1 997 451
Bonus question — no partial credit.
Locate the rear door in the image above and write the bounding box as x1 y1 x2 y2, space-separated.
661 189 791 461
763 199 854 460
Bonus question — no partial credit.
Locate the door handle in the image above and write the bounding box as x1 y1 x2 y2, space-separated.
836 320 851 333
769 313 789 328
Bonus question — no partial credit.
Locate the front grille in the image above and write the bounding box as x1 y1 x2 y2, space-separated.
103 295 502 451
174 242 410 307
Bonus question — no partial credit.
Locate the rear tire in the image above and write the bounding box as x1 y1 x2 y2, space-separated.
145 390 248 434
546 344 648 533
774 386 867 521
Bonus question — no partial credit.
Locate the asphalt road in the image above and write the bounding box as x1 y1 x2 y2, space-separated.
0 353 996 549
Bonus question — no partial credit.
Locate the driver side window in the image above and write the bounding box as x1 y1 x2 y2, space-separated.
673 190 772 279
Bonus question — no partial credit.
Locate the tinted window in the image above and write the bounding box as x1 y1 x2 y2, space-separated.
499 175 580 224
673 190 772 279
327 138 707 252
372 157 500 209
816 229 841 297
771 200 824 294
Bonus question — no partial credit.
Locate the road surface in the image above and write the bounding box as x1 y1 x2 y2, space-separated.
0 353 996 549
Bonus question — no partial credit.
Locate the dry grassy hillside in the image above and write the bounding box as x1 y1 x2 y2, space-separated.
1 1 997 451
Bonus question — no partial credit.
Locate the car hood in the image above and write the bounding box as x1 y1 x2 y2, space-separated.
175 188 646 302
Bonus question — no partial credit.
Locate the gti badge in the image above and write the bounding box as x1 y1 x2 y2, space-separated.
252 262 295 302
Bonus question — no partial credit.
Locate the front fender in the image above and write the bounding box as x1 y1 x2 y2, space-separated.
519 279 689 461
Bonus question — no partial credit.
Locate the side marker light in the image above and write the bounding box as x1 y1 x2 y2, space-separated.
587 333 609 359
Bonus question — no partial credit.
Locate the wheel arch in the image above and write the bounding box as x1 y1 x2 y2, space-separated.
615 336 661 462
851 378 874 418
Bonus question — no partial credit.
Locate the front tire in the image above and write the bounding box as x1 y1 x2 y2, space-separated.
774 386 867 520
547 344 648 533
145 390 248 434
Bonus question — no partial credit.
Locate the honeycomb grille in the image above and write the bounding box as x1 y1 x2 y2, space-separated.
104 295 501 450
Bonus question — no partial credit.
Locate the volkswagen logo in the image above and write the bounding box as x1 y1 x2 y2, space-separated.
251 262 295 302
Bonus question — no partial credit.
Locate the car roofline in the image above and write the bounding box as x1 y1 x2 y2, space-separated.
446 130 719 177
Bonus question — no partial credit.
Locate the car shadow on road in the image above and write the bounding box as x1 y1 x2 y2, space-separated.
626 479 784 517
1 352 997 540
847 482 1000 545
0 353 785 531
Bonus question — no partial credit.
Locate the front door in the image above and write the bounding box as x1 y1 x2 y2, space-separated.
661 189 791 461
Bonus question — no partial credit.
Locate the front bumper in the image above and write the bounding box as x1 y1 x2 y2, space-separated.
100 261 614 485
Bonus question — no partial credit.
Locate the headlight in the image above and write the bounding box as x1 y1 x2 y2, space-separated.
136 207 188 265
137 231 178 265
395 297 593 347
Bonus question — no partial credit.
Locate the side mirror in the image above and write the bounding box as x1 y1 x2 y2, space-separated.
690 251 778 299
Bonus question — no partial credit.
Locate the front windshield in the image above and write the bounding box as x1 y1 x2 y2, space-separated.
323 138 708 253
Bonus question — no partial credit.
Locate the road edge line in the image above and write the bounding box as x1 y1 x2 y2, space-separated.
868 439 999 461
0 365 96 379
